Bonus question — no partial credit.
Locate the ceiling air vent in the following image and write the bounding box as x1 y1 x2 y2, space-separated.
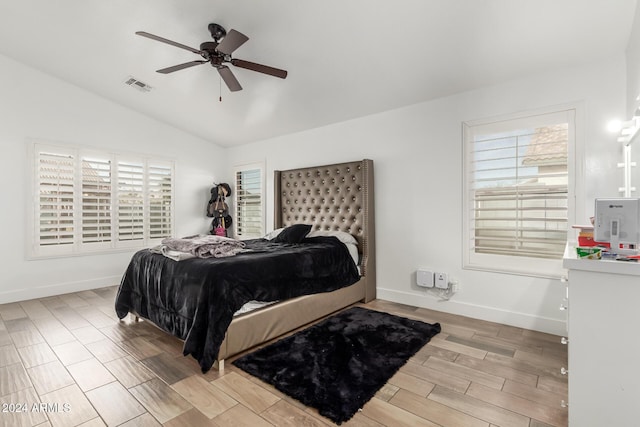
124 76 152 92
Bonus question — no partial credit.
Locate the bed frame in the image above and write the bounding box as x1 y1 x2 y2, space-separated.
215 159 376 368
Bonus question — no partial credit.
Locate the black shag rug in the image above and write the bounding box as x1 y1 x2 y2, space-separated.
232 306 441 424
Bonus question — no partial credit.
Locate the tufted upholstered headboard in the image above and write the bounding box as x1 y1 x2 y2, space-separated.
274 159 376 302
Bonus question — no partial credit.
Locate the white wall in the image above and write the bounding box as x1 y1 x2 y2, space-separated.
627 2 640 117
625 4 640 193
226 57 627 335
0 45 630 335
0 54 225 303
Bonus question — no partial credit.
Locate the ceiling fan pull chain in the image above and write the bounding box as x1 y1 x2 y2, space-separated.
219 76 222 102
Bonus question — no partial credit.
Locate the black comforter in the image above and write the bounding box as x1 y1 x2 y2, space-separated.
114 236 359 372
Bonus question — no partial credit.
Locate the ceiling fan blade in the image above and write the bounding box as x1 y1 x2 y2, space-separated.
216 29 249 55
231 59 288 79
218 66 242 92
156 60 207 74
135 31 202 55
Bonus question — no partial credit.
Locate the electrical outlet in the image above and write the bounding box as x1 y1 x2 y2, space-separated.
451 280 460 293
435 272 448 289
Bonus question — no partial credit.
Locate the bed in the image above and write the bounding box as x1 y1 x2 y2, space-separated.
114 159 376 372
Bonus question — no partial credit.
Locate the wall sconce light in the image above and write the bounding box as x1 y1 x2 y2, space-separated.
613 109 640 197
608 119 623 133
616 117 640 146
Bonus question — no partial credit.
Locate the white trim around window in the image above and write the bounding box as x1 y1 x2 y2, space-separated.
233 161 265 239
462 105 581 278
27 142 175 259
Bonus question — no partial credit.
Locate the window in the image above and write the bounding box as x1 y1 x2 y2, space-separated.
30 143 174 258
463 108 576 277
233 162 264 239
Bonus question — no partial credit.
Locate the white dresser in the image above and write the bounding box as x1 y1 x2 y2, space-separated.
563 246 640 426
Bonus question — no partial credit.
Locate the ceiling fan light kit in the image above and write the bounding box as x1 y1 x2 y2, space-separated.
136 23 287 94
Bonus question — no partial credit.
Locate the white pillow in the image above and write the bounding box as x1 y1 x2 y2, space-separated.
263 228 284 240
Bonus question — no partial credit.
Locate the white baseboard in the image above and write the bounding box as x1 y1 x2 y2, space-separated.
0 275 121 304
377 287 567 336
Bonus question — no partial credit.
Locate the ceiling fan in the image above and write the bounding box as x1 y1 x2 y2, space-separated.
136 23 287 92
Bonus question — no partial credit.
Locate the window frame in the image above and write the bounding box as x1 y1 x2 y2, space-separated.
462 105 579 278
28 142 175 259
232 161 265 240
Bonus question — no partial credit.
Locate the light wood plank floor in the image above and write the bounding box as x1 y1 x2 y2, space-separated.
0 287 567 427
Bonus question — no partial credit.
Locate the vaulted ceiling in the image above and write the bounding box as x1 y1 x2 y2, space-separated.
0 0 636 146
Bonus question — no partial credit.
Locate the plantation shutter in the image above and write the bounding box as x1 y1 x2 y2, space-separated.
148 162 173 239
235 166 263 238
466 112 571 261
31 143 175 258
117 160 145 242
37 151 75 247
81 156 112 244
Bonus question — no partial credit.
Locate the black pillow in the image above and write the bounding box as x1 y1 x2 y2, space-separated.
273 224 312 244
